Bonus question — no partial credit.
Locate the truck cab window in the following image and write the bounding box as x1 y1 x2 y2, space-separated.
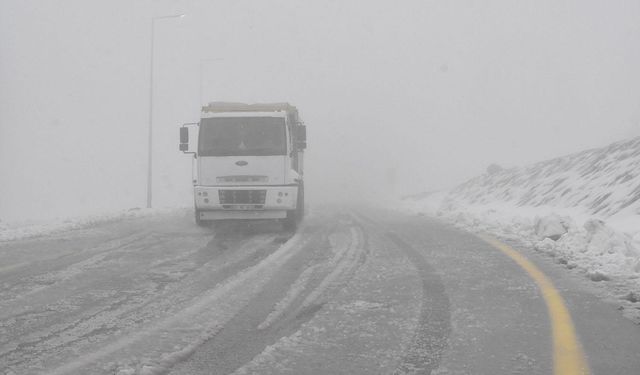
198 117 286 157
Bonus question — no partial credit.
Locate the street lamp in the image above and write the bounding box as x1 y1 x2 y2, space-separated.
146 13 185 209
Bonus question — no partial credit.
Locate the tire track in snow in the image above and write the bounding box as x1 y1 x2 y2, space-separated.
386 232 451 375
256 219 368 331
170 214 370 375
230 213 431 375
297 226 365 311
46 232 306 375
355 212 451 375
0 231 153 277
0 232 157 307
1 229 290 373
0 233 212 369
256 263 320 330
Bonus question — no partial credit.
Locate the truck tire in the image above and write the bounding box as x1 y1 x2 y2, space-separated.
283 210 297 231
195 209 206 227
297 182 305 219
283 183 303 231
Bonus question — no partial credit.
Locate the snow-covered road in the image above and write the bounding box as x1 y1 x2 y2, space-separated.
2 207 640 374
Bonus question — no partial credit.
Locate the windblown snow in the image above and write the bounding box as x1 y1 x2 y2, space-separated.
0 208 175 243
405 136 640 317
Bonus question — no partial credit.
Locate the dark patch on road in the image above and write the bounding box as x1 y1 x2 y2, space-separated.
168 221 340 375
386 232 451 375
295 302 326 320
353 211 452 374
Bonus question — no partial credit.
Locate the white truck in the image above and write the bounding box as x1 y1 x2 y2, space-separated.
179 102 307 230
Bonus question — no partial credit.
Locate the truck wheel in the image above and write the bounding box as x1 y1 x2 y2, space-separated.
283 183 303 231
296 183 305 220
283 210 297 231
195 209 206 227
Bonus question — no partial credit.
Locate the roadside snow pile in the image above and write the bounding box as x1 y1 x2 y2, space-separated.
534 214 569 241
405 136 640 283
0 208 183 242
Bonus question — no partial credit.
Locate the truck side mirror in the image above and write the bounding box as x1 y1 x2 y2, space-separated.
180 127 189 143
179 127 189 152
295 125 307 150
179 123 198 154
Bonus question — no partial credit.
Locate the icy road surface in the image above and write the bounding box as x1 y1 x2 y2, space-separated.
1 207 640 374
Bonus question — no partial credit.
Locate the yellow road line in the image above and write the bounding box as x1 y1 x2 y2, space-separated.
479 234 590 375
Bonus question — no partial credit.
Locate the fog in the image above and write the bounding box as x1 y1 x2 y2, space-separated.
1 0 639 222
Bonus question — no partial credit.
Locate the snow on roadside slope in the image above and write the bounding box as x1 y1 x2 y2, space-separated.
404 137 640 300
0 207 184 242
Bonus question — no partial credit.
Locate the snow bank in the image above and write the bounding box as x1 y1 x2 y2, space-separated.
405 191 640 282
0 207 185 242
403 136 640 289
534 214 569 241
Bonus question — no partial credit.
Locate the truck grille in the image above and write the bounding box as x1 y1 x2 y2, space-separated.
218 190 267 205
216 175 268 184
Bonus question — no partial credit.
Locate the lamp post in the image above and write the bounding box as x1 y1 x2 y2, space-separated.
146 14 185 209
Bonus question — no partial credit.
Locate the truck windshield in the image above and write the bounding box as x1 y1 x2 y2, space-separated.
198 117 286 157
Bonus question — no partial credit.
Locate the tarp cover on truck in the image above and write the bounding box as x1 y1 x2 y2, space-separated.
201 102 298 114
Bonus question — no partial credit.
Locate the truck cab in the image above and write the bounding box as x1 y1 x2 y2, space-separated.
180 102 306 230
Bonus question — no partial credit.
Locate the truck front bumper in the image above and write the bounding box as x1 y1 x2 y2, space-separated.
199 210 287 220
194 185 298 220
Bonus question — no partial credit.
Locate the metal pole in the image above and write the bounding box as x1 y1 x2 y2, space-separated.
146 18 155 209
146 14 184 209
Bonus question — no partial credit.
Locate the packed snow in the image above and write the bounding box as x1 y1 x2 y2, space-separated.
403 137 640 316
0 208 182 243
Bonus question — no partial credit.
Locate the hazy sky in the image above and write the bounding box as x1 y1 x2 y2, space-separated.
1 0 639 221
